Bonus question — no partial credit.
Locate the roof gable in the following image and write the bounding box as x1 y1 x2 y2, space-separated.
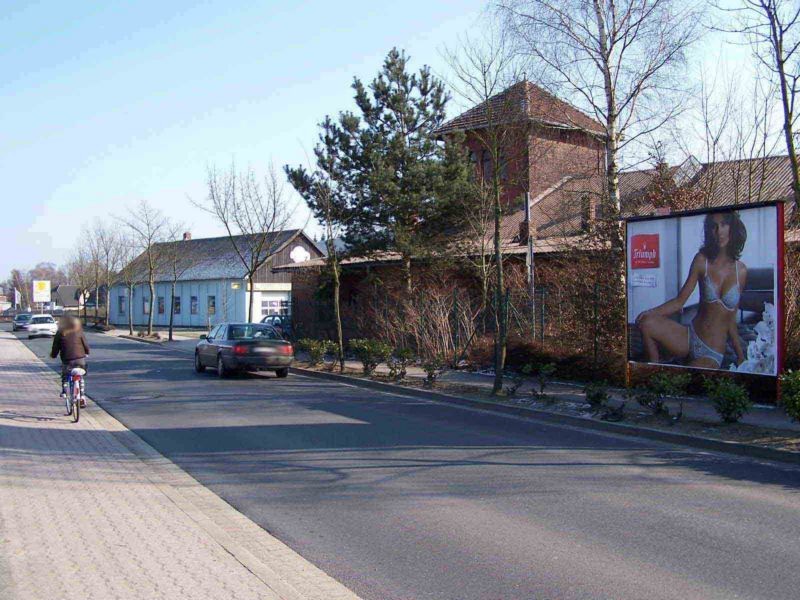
435 81 604 137
122 229 304 283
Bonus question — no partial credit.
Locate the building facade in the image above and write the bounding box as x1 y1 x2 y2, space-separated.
110 229 323 329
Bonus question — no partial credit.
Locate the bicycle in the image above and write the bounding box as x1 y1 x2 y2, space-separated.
64 367 86 423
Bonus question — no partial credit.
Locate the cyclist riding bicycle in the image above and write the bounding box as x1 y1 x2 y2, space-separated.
50 316 90 408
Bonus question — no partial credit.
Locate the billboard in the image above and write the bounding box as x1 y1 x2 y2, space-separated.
627 203 782 376
32 280 51 304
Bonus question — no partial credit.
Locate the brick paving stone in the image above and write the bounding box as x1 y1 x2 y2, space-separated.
0 333 361 600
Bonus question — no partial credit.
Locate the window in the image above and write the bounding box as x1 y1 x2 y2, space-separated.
143 296 150 315
118 296 125 315
481 150 493 180
190 296 198 315
208 324 221 340
497 151 508 182
468 150 478 182
157 296 165 314
228 324 280 340
261 299 281 316
173 296 181 315
207 295 216 315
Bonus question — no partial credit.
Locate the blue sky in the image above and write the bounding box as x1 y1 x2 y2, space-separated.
0 0 486 275
1 1 752 278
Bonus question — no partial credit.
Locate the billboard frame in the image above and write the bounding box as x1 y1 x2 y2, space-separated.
624 200 785 380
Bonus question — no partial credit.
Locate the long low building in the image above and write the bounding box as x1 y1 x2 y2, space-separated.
109 229 322 329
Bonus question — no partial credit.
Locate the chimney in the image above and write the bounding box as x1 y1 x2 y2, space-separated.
183 231 192 241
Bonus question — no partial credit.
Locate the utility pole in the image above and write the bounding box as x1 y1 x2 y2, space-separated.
524 191 535 338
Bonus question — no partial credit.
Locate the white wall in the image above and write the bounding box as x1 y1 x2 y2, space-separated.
109 279 248 328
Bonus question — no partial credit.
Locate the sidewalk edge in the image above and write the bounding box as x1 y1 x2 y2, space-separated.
290 367 800 465
17 335 361 600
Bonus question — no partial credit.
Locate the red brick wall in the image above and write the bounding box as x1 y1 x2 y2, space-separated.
461 125 603 209
528 127 603 199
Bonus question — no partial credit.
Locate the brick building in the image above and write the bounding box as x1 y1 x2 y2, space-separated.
284 81 798 362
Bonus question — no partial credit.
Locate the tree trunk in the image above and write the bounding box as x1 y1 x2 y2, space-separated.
328 238 345 373
492 182 506 395
147 279 155 335
104 282 111 327
593 0 623 247
127 285 134 335
247 274 255 322
403 255 413 295
771 18 800 222
94 272 100 323
168 281 176 341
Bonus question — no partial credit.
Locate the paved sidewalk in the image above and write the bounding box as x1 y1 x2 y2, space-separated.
0 332 360 600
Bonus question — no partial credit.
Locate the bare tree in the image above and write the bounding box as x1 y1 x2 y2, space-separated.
66 247 96 322
198 162 297 321
443 30 531 394
284 165 347 371
498 0 702 229
119 200 172 335
90 220 125 327
160 227 202 342
8 269 32 310
116 234 141 335
715 0 800 219
675 63 781 204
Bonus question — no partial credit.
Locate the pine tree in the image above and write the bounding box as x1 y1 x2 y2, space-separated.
287 48 470 293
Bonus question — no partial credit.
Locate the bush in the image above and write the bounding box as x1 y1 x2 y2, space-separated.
584 381 609 412
422 355 445 388
296 338 329 367
349 339 392 376
535 363 557 395
388 347 414 381
638 372 691 416
704 377 752 423
505 370 524 397
324 340 342 371
780 370 800 421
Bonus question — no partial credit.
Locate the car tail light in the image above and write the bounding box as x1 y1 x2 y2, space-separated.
233 345 249 355
279 344 293 355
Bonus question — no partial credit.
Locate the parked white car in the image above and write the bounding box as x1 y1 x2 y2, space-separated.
27 315 58 338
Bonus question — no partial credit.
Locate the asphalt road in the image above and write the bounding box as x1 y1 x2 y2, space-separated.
16 327 800 600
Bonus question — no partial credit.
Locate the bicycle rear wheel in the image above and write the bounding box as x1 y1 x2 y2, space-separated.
71 385 80 423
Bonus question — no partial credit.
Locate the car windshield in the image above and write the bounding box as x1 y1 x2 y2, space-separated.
31 317 54 324
228 324 280 340
16 315 32 321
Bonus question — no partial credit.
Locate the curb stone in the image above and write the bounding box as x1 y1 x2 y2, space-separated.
290 366 800 466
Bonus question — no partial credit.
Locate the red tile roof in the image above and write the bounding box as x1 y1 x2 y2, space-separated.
435 81 604 137
503 155 796 244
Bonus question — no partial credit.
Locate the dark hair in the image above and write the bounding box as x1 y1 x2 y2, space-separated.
700 210 747 260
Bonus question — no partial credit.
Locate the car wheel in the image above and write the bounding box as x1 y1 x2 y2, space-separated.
194 352 206 373
217 355 227 378
275 368 289 378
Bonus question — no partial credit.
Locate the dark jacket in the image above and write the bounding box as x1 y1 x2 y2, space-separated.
50 330 90 362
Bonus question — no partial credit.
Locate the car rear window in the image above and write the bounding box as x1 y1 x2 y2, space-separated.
228 324 280 340
16 315 32 321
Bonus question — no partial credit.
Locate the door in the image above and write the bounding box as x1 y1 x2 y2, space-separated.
200 325 222 366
